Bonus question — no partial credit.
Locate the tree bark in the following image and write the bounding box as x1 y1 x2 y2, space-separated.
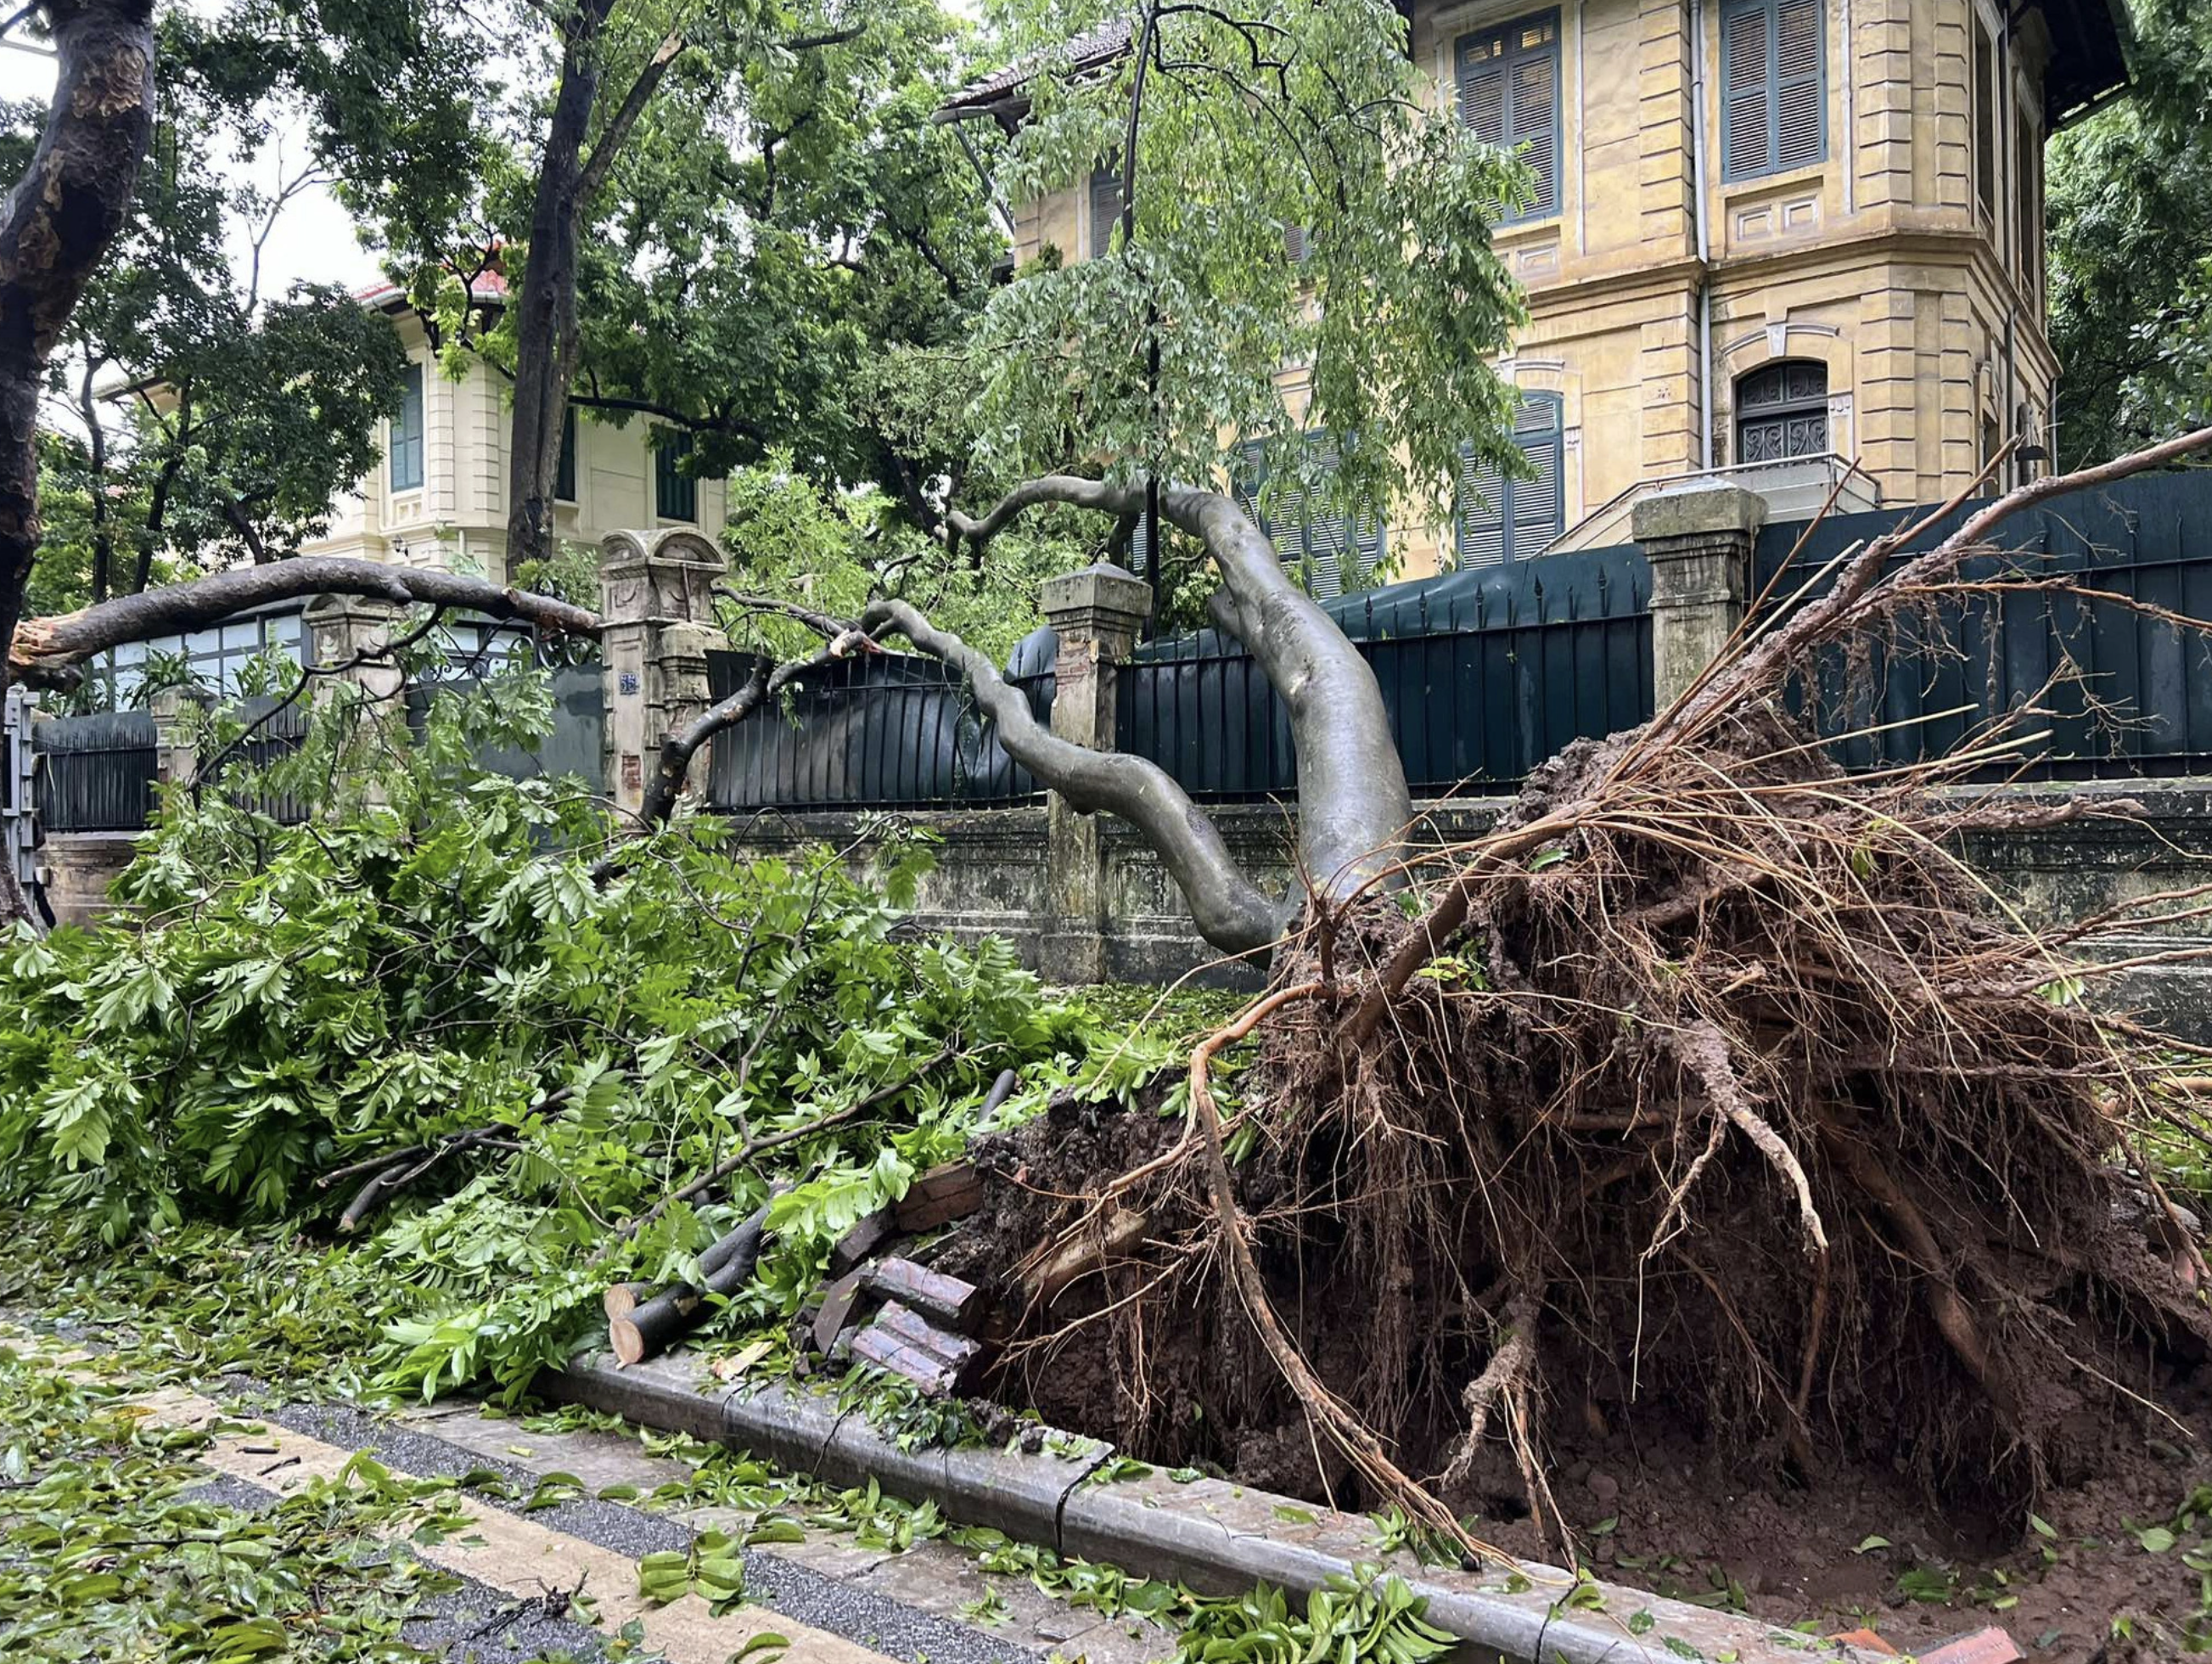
609 1200 773 1367
79 358 111 604
0 0 158 702
10 556 601 685
864 593 1284 953
925 475 1416 946
504 0 615 581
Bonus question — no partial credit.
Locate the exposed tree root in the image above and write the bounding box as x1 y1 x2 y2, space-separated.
952 431 2212 1561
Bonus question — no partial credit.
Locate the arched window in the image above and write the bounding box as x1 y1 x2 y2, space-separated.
1733 360 1829 464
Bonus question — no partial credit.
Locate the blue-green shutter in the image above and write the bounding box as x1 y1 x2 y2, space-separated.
1457 12 1561 223
1775 0 1826 169
389 363 424 492
1722 0 1825 183
655 432 696 522
1233 435 1384 599
1512 396 1565 559
1089 167 1124 257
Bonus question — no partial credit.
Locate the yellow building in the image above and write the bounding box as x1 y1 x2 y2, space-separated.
943 0 2130 584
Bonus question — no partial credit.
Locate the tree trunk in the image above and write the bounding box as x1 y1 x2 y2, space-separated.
503 0 614 581
917 475 1416 949
80 359 112 604
0 0 158 701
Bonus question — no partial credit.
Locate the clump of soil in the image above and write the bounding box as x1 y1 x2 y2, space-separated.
950 1091 2212 1661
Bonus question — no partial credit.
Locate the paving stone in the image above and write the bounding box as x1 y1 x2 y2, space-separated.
853 1539 1171 1664
396 1405 692 1498
678 1507 894 1583
1060 1470 1354 1597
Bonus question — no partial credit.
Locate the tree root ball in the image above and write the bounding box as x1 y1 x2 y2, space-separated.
945 711 2212 1537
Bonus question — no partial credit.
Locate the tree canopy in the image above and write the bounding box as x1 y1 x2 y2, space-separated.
3 13 413 610
2046 0 2212 468
963 0 1530 559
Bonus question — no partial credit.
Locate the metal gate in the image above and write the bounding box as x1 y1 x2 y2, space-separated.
3 686 47 929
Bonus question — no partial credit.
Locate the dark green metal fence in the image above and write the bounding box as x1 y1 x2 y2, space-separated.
1751 469 2212 778
705 649 1056 810
31 711 159 832
702 546 1654 810
1117 546 1653 799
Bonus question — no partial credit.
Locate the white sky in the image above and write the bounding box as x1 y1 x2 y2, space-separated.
0 37 384 298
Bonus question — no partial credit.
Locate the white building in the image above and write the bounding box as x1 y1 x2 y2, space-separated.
314 274 728 582
92 276 729 702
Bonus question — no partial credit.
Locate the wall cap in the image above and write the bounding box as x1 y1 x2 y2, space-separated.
1631 482 1768 546
1041 561 1153 635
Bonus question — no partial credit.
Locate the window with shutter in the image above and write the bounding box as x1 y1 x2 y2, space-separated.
389 363 424 492
1455 12 1560 224
655 432 697 522
555 406 577 503
1089 167 1124 259
1455 393 1564 569
1234 435 1384 599
2015 104 2042 307
1721 0 1826 183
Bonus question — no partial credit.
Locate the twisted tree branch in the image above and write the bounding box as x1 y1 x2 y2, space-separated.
947 472 1413 915
861 595 1283 954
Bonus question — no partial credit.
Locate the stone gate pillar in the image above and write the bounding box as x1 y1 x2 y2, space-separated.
1631 483 1766 706
1039 561 1152 984
148 685 211 787
302 594 405 707
599 529 730 819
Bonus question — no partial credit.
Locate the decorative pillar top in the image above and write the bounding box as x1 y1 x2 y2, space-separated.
1630 482 1767 549
1041 561 1153 656
599 527 727 625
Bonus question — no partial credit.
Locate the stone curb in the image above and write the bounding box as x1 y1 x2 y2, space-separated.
546 1352 1870 1664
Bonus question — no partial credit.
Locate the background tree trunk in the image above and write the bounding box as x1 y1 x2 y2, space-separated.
503 0 615 581
0 0 158 701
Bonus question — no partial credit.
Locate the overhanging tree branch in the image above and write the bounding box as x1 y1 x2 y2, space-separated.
576 25 688 205
9 558 601 687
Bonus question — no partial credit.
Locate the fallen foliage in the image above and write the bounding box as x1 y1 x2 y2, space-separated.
0 675 1149 1398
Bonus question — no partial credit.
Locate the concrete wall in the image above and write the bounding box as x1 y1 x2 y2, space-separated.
705 781 2212 1024
43 782 2212 1032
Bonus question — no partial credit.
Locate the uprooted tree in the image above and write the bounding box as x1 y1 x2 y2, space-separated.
11 0 2212 1558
